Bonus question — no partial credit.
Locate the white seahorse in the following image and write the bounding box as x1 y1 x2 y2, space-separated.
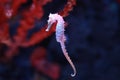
45 13 76 77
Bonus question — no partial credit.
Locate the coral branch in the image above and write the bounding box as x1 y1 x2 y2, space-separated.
59 0 76 17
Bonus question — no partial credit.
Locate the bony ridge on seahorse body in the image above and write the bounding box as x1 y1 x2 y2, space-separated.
45 13 76 77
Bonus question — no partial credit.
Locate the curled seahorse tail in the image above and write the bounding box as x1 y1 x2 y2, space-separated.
60 42 76 77
71 71 76 77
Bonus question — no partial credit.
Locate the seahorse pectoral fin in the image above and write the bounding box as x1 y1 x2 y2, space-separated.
63 35 66 42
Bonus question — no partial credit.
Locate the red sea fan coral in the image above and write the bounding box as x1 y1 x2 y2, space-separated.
31 47 60 80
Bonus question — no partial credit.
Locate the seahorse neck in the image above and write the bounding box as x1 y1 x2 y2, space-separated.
57 19 64 26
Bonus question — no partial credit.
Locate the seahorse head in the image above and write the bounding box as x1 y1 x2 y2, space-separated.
46 13 59 31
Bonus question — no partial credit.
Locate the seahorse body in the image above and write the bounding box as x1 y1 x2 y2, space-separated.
45 13 76 77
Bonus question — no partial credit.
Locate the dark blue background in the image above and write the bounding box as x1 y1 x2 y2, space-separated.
0 0 120 80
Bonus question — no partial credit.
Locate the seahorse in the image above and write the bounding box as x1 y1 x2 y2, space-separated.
45 13 76 77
